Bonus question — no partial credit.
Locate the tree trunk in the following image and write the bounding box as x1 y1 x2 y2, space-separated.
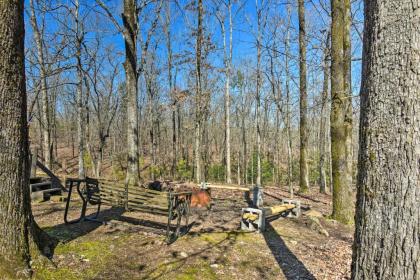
29 0 52 170
241 103 247 185
330 0 353 223
222 1 233 184
298 0 309 193
195 0 203 183
351 1 419 279
285 3 293 197
123 0 140 184
255 0 262 187
319 33 330 194
165 1 176 178
0 2 53 276
75 0 85 179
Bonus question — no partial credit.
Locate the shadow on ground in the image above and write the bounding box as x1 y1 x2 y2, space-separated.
45 206 191 245
263 222 315 280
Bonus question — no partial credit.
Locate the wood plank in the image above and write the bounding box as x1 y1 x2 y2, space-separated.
100 183 168 196
127 202 166 208
127 204 168 215
127 196 168 205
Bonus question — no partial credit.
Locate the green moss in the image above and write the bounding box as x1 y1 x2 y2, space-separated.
34 237 120 279
56 240 110 260
369 151 376 162
34 267 79 280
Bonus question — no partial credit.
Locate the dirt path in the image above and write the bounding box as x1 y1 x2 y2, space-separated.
31 187 353 279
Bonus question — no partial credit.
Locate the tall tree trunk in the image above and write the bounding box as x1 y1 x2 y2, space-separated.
123 0 140 184
195 0 203 183
165 1 176 178
285 3 293 197
241 103 247 185
298 0 309 193
0 2 53 276
255 0 262 186
223 0 232 184
319 33 330 194
29 0 52 169
330 0 353 223
75 0 85 178
351 1 419 279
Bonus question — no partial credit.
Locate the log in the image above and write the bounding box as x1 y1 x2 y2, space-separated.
242 204 296 221
263 204 296 216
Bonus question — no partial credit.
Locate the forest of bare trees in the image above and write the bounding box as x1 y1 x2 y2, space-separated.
0 0 418 278
24 0 364 194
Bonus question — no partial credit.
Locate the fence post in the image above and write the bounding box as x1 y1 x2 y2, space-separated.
30 148 38 178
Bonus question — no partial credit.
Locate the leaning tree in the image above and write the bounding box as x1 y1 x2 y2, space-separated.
351 0 419 279
0 0 54 277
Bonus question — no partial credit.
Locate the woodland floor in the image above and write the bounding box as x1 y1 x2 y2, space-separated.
30 186 354 280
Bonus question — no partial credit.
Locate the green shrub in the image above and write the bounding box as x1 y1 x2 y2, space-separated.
83 152 93 169
176 159 192 180
208 164 225 182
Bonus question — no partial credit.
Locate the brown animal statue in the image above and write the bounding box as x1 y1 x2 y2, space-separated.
190 190 211 209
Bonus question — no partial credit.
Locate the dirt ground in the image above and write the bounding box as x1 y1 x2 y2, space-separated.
30 186 354 280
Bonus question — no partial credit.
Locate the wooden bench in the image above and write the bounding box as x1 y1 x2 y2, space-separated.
63 177 192 243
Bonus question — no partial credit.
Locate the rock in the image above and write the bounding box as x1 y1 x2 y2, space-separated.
308 216 329 237
180 251 188 258
305 209 324 218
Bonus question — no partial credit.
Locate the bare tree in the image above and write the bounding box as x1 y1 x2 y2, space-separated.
195 0 204 183
298 0 309 193
29 0 52 169
319 31 330 193
284 3 293 197
163 1 177 177
330 0 353 223
73 0 86 178
255 0 263 186
85 40 120 177
96 0 143 184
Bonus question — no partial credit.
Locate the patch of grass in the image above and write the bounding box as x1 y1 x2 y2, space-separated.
198 231 253 245
34 267 80 280
146 261 178 279
175 263 217 280
34 236 121 279
56 240 110 260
